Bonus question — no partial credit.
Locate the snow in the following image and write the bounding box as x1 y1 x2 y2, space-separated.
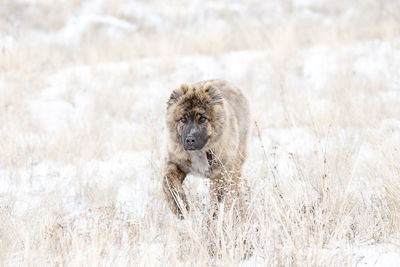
354 244 400 266
292 45 338 92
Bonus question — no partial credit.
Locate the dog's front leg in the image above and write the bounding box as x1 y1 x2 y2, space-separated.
210 172 241 218
162 162 188 219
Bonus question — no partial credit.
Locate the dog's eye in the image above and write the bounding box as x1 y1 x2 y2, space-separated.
179 117 187 123
199 117 208 124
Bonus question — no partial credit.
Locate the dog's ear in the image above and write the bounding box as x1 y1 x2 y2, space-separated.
204 83 223 105
167 84 189 107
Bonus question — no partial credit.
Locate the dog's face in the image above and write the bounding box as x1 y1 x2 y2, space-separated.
166 82 225 151
178 111 210 150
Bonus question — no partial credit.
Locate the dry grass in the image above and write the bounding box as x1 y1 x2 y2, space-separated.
1 0 400 266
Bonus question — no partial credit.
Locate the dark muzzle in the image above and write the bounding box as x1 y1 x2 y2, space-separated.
181 122 208 151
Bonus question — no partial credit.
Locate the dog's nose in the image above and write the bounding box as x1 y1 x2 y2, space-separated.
185 136 196 144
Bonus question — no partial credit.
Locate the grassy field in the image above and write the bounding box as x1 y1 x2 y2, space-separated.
1 0 400 265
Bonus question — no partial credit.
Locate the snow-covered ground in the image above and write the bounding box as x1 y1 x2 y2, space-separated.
1 0 400 265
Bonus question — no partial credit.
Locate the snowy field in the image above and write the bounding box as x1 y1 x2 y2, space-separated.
1 0 400 265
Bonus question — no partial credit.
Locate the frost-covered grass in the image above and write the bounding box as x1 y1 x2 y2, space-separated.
1 0 400 266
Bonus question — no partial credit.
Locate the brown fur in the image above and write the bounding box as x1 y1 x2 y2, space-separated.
163 79 250 219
